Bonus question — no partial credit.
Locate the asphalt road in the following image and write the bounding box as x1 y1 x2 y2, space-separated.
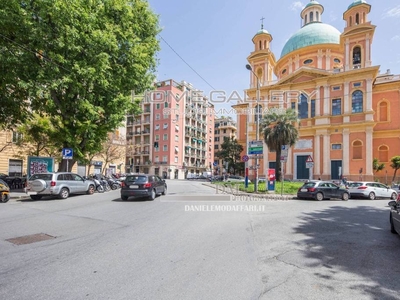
0 180 399 300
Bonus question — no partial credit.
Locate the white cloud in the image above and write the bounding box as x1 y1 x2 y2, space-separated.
391 35 400 41
290 1 304 11
383 5 400 18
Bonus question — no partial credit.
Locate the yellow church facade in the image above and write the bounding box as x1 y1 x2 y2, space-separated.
234 0 400 183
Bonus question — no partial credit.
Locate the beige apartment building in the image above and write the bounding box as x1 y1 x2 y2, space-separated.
213 117 237 175
126 79 215 179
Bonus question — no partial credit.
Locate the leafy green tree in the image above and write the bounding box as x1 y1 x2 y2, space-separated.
390 156 400 182
0 0 159 170
215 137 244 175
373 158 385 174
260 108 299 182
15 114 59 158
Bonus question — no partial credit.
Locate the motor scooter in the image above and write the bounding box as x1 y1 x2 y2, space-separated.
0 179 10 203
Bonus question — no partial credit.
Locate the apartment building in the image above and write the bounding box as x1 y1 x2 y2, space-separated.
126 79 215 179
213 117 237 175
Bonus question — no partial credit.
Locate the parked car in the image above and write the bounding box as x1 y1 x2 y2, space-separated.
120 174 167 201
347 182 398 200
297 180 349 201
26 172 95 200
388 199 400 235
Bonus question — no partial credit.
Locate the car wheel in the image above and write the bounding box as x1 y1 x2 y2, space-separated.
58 188 69 199
390 214 397 234
1 193 10 203
342 192 349 201
368 192 376 200
149 189 156 201
390 193 397 200
315 192 324 201
86 185 95 195
30 195 42 200
162 186 167 195
121 196 128 201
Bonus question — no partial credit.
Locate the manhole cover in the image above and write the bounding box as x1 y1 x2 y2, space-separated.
6 233 56 245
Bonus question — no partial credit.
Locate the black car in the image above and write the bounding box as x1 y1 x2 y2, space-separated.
389 199 400 235
297 180 349 201
120 174 167 201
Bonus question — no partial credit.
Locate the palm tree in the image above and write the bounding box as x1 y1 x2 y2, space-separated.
260 108 299 182
390 156 400 183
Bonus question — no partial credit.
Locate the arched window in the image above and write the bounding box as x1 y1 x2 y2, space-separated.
379 102 388 121
255 104 262 122
379 145 389 162
353 46 361 66
352 140 362 159
355 13 360 25
298 93 308 119
164 101 169 108
352 90 363 113
310 12 314 22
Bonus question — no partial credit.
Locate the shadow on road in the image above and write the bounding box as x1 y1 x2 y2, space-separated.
293 205 400 299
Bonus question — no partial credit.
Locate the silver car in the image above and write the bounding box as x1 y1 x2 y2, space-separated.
347 182 398 200
26 172 95 200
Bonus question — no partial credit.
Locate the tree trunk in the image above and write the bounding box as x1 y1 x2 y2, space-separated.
393 169 398 183
58 159 76 172
275 148 282 182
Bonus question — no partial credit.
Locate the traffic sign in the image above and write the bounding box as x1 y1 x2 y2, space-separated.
306 155 313 163
242 155 249 162
249 140 263 155
213 162 218 167
62 148 73 159
280 156 287 162
306 162 314 168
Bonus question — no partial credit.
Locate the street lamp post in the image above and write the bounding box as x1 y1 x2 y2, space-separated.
246 64 260 193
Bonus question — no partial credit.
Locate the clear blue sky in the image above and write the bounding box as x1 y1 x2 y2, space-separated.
147 0 400 114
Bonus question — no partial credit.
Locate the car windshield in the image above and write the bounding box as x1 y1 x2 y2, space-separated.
29 174 53 181
126 176 147 183
302 182 316 188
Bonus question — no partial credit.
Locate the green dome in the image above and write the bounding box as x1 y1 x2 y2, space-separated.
281 23 341 58
305 0 321 8
348 0 368 10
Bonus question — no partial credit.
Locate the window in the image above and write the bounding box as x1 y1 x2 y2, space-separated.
332 86 341 91
163 145 167 151
155 156 159 162
311 100 315 118
162 156 167 162
163 123 168 129
214 137 220 142
282 69 287 74
379 145 389 162
352 140 362 159
155 135 160 141
291 102 296 110
164 102 169 108
175 146 179 153
355 13 359 25
352 90 363 113
223 129 226 134
303 59 313 65
175 135 179 142
163 134 168 140
298 94 308 119
175 156 178 163
214 145 219 150
155 124 160 130
379 102 388 121
334 58 341 63
310 12 313 22
353 82 361 87
163 114 168 119
332 144 342 150
156 104 160 109
155 114 160 120
332 99 341 116
353 46 361 65
12 132 23 143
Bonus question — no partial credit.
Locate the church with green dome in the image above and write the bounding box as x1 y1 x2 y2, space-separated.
234 0 400 183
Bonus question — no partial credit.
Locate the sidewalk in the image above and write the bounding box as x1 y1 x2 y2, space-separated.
9 189 31 201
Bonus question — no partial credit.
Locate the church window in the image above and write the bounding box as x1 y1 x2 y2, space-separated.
298 94 308 119
334 58 341 63
352 140 362 159
332 99 341 115
304 59 313 65
311 100 315 117
310 12 314 22
355 13 360 25
353 46 361 66
352 91 363 113
282 69 287 74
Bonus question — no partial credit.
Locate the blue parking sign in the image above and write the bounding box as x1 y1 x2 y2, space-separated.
62 148 73 159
